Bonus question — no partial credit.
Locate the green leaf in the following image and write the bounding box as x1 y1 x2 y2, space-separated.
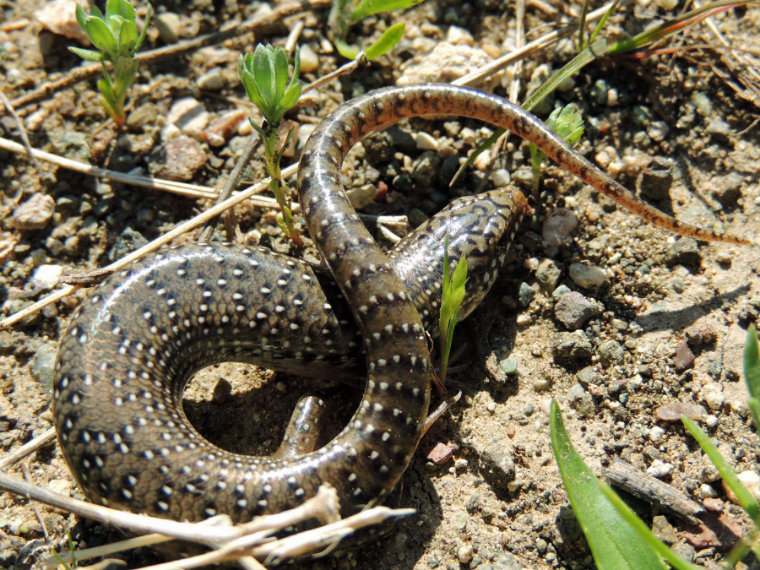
365 22 405 60
273 46 289 104
85 16 118 56
600 486 701 570
68 46 105 62
134 3 151 52
351 0 425 22
745 325 760 400
253 45 276 115
75 3 88 31
118 20 138 54
682 416 760 523
551 401 667 570
109 0 136 21
334 38 358 60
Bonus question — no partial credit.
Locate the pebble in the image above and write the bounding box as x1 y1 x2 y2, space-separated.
414 131 439 151
554 291 601 330
167 97 210 138
481 438 516 488
700 484 718 499
647 459 674 478
684 319 719 351
673 341 695 372
30 264 62 291
10 193 55 230
457 544 474 564
576 366 600 386
518 282 536 307
651 515 678 544
155 12 182 43
552 284 571 300
149 135 207 181
655 402 706 422
568 263 607 288
299 44 319 73
499 358 518 375
397 43 493 86
567 383 585 401
598 339 625 367
197 67 226 90
552 332 593 368
454 458 469 470
726 471 760 504
31 341 58 386
542 208 577 246
535 258 562 292
427 442 454 465
666 238 701 268
649 426 665 442
701 383 725 411
34 0 90 43
637 157 674 201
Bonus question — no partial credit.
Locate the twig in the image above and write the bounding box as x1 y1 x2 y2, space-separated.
0 428 56 470
0 92 41 170
5 0 332 113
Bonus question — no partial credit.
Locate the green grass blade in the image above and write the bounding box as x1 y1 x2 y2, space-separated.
599 486 700 570
551 401 667 570
351 0 424 22
682 417 760 523
745 325 760 399
365 22 405 60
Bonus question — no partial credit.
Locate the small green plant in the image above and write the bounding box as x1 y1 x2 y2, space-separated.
239 44 303 245
69 0 151 127
529 104 584 193
438 234 467 384
329 0 424 60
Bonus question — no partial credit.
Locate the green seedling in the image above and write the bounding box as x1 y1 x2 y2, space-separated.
529 104 584 194
438 233 467 384
239 44 303 245
69 0 151 127
329 0 424 60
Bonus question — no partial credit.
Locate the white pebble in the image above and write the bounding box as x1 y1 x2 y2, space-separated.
701 383 725 411
167 97 209 138
299 44 319 73
31 265 63 291
646 459 674 478
649 426 665 442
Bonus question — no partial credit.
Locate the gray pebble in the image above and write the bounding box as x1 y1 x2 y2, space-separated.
518 282 536 307
598 339 625 367
637 158 673 202
499 358 518 375
568 263 607 288
666 238 701 268
542 208 577 247
155 12 181 43
149 135 207 181
552 332 593 368
554 291 601 330
536 258 562 292
10 193 55 230
197 68 226 91
31 342 58 388
576 366 600 386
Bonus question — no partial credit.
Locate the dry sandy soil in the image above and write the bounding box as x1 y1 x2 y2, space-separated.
1 0 760 568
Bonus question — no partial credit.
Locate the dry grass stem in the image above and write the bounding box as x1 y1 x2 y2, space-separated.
0 428 56 470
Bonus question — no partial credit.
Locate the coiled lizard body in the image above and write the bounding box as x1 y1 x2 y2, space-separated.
53 84 750 526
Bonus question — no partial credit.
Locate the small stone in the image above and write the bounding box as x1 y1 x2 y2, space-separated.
31 341 58 386
637 158 674 202
299 43 319 73
427 442 454 465
414 131 438 151
651 515 678 544
567 383 585 402
649 426 665 442
647 459 674 478
702 497 723 511
655 402 707 422
518 282 536 307
535 258 562 292
700 484 718 499
454 458 469 469
726 471 760 504
646 120 669 142
10 193 55 230
569 263 607 288
30 264 62 291
499 358 518 375
481 437 516 489
447 26 474 46
666 238 702 268
552 332 593 369
167 97 209 138
706 118 731 140
701 383 725 411
576 366 600 386
457 544 474 564
673 341 695 372
451 510 468 531
398 43 493 86
554 291 601 330
155 12 181 43
149 135 207 181
35 0 90 43
598 340 625 367
197 68 226 90
542 208 577 246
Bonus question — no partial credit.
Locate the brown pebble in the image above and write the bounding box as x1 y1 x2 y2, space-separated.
673 341 695 372
149 135 207 181
702 497 724 512
506 424 516 438
427 442 454 465
10 193 55 230
655 402 706 422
